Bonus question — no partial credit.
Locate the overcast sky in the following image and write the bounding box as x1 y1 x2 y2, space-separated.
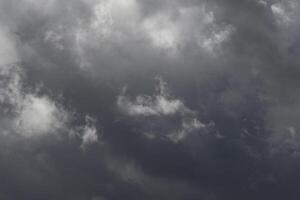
1 0 300 199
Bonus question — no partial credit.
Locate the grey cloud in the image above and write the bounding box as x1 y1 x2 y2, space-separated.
1 0 300 199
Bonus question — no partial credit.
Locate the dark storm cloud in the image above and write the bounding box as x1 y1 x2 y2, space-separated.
1 0 300 199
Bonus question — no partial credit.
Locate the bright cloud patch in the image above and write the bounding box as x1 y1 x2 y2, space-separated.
80 115 99 149
117 77 207 143
271 3 291 26
15 95 67 137
0 64 68 137
74 0 233 67
0 63 100 149
202 25 234 53
143 13 180 53
118 77 187 116
271 1 299 27
142 5 233 55
117 88 184 116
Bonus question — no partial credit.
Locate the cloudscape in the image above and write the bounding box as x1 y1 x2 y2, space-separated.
1 0 300 199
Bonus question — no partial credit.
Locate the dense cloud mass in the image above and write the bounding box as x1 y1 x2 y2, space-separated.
1 0 300 199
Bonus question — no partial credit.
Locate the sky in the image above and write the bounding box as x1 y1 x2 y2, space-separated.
0 0 300 199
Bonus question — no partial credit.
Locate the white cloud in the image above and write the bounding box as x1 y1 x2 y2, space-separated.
257 0 268 7
167 118 206 143
0 63 69 137
117 77 187 117
142 5 233 56
117 93 185 117
141 6 217 56
271 1 299 27
80 115 99 149
271 3 291 26
73 0 233 67
117 77 207 143
142 13 180 53
15 95 68 137
91 0 139 35
74 0 141 69
0 63 100 149
202 25 234 53
80 0 140 44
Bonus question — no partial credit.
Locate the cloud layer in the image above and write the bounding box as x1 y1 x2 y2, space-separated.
1 0 300 199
